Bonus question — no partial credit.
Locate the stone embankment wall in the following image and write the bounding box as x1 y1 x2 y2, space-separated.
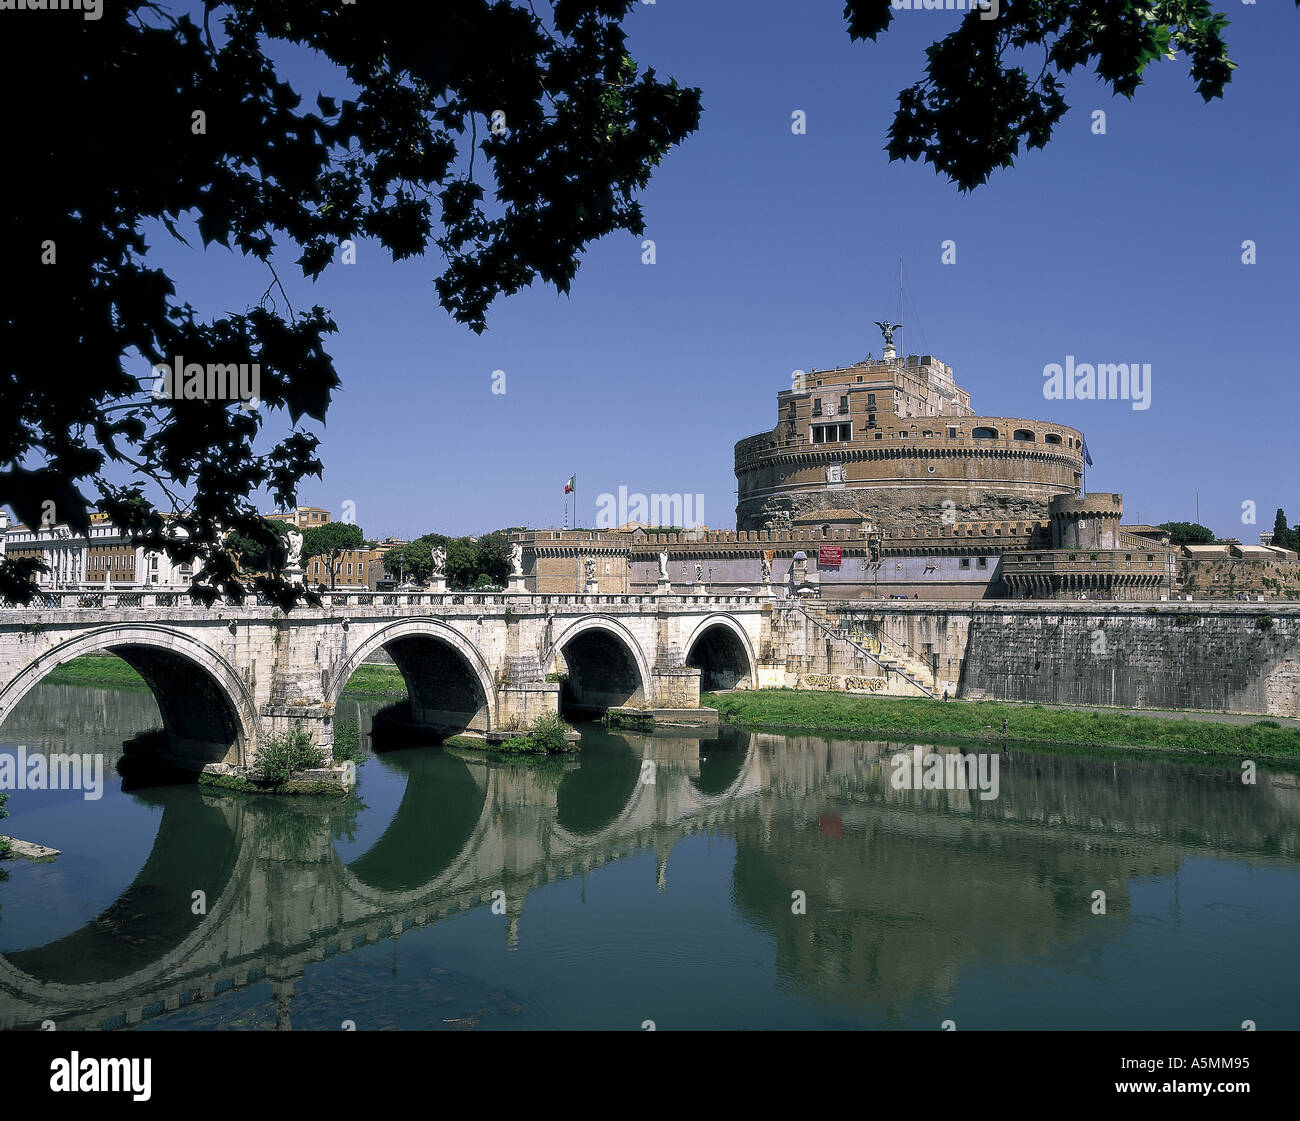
800 603 1300 717
1178 557 1300 603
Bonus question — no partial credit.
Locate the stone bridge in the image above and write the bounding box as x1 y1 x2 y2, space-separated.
0 591 771 771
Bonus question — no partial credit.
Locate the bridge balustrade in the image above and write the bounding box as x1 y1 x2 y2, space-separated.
0 588 767 612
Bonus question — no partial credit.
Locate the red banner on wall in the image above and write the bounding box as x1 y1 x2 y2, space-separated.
818 545 842 567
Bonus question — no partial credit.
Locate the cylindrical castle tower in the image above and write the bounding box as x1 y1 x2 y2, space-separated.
1048 493 1123 550
734 353 1085 532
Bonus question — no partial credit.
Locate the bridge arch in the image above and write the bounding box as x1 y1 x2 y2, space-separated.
545 615 652 716
684 614 758 691
0 625 257 768
333 618 497 735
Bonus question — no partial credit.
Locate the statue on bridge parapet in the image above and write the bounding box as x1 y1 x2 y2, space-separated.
285 528 305 585
429 545 447 593
656 549 672 595
507 541 527 594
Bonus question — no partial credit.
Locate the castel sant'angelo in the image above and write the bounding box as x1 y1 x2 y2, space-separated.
515 325 1299 601
734 329 1085 533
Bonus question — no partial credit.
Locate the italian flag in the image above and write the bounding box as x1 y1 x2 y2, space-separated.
564 475 575 494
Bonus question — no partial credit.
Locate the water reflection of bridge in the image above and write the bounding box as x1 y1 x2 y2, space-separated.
1 730 1296 1030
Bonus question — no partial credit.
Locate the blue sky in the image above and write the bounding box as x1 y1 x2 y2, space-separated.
139 2 1299 541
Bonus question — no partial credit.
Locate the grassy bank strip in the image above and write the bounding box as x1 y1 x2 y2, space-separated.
702 690 1300 764
38 655 408 699
337 664 406 698
40 655 151 691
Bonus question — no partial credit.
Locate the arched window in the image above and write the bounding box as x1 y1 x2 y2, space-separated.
821 524 830 538
1044 433 1063 445
971 426 998 439
1013 429 1035 441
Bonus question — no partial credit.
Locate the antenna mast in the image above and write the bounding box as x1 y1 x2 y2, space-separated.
898 255 903 360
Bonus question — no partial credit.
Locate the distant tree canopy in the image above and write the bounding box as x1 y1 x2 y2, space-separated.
302 522 364 588
381 531 513 589
1 0 1257 605
1160 521 1216 546
1272 510 1300 553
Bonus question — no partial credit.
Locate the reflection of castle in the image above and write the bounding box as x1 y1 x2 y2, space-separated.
515 345 1178 599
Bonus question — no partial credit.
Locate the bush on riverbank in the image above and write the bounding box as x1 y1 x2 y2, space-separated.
254 726 326 783
0 791 10 860
496 711 577 755
702 690 1300 763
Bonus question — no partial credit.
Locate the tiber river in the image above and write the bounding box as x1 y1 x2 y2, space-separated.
0 683 1297 1031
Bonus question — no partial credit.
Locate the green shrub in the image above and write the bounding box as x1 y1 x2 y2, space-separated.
496 735 546 755
1256 615 1275 631
254 726 325 784
528 711 573 753
489 712 577 755
0 790 9 859
1174 614 1194 627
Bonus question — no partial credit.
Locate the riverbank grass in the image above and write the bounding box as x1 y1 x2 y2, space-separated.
702 690 1300 763
40 654 408 699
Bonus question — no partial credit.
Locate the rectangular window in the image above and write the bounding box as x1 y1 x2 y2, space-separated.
839 395 848 414
867 393 876 406
347 563 353 576
947 426 958 438
977 557 987 568
839 424 851 441
960 558 971 568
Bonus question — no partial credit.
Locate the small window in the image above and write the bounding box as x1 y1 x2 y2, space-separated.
840 424 851 441
1044 433 1063 445
977 557 987 568
867 393 876 406
960 558 971 568
822 525 830 538
947 426 958 438
875 432 882 440
900 430 908 438
1013 429 1035 441
840 395 848 413
972 426 998 439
